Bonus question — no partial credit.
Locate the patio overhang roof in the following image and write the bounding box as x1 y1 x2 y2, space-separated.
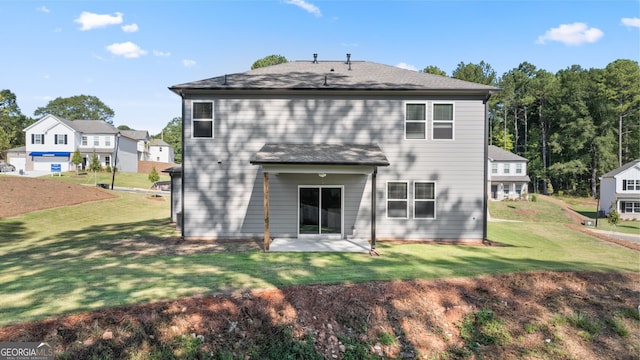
250 143 390 173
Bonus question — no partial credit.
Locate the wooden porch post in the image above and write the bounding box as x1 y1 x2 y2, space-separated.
371 167 377 250
263 171 270 251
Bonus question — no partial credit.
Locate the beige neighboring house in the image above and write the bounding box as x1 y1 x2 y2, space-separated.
149 138 175 163
120 130 150 161
488 145 530 200
599 159 640 220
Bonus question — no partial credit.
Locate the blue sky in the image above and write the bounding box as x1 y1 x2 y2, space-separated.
1 0 638 135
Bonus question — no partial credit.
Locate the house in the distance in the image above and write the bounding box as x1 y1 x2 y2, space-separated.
169 56 498 249
19 114 139 173
599 159 640 220
149 138 175 163
120 129 150 161
488 145 530 200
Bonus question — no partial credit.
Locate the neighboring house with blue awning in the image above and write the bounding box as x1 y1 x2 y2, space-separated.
22 114 139 173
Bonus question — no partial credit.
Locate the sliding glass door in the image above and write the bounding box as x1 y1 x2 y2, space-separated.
299 187 342 237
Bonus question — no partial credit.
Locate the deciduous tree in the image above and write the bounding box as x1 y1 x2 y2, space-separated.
34 95 115 124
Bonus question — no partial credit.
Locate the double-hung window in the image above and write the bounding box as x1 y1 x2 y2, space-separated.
105 136 111 147
503 163 510 174
192 101 214 138
93 136 100 146
82 136 88 146
491 163 498 174
622 201 640 213
405 103 426 139
622 179 640 191
387 182 408 218
54 134 67 145
414 182 436 219
32 134 44 144
516 163 523 174
432 103 454 140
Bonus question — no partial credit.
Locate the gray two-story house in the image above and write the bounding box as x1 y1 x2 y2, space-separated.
169 56 498 250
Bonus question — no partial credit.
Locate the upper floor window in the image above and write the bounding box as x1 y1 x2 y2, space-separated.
504 163 510 174
82 136 88 146
32 134 44 144
192 101 214 138
432 103 454 140
93 136 100 146
623 179 640 191
105 136 111 147
405 103 426 139
414 182 436 219
516 163 523 174
54 134 67 145
387 181 408 218
491 163 498 174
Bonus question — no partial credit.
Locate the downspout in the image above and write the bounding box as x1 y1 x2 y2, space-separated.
482 92 494 242
180 91 186 240
371 166 377 252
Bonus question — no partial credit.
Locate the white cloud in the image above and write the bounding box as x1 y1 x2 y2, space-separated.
36 6 49 13
396 62 418 71
75 11 123 31
182 59 196 67
122 23 139 33
106 41 147 58
621 17 640 28
284 0 321 17
153 50 171 57
536 22 603 46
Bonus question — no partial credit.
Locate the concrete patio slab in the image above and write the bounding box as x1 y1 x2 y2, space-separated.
269 238 371 252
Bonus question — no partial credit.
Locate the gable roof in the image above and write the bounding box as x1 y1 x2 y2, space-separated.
488 145 528 162
120 130 149 141
25 114 118 134
601 159 640 178
149 138 170 146
169 60 499 94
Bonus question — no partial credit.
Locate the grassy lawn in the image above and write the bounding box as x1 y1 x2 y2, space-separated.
45 171 170 189
1 192 638 326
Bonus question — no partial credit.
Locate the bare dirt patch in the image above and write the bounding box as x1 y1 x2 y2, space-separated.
0 175 116 218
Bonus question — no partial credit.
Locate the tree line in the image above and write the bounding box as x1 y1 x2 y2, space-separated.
2 57 638 198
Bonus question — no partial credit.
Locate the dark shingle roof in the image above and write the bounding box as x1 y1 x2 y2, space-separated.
170 60 498 93
250 143 390 166
601 159 640 178
488 145 528 162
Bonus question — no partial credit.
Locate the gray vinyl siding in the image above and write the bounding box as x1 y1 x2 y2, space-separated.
182 94 486 240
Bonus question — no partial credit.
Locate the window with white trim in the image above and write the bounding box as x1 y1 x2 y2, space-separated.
515 184 522 195
414 182 436 219
105 136 111 147
192 101 214 138
82 136 87 146
622 179 640 191
405 103 426 139
515 163 523 174
387 181 408 218
432 103 454 140
93 136 100 146
491 163 498 174
54 134 67 144
32 133 44 144
504 163 510 174
622 201 640 213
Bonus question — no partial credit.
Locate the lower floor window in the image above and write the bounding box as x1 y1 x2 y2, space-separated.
387 182 408 218
515 184 522 195
621 201 640 213
414 182 435 219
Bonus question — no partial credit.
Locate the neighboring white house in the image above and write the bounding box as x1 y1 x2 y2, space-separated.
20 114 139 173
599 159 640 220
487 145 530 200
120 130 150 161
169 56 498 250
149 138 175 163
